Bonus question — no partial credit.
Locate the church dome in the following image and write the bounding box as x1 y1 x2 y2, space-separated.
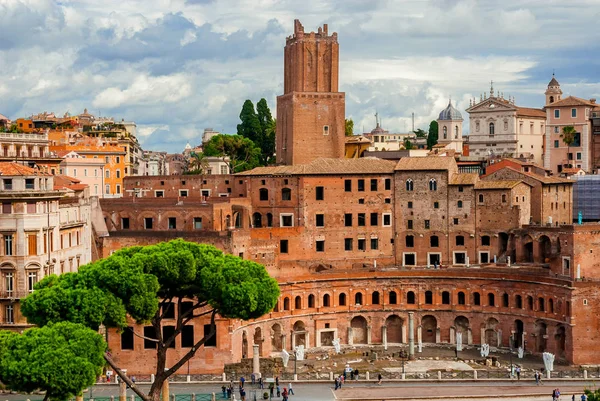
438 100 463 121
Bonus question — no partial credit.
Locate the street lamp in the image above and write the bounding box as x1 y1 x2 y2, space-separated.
294 350 297 376
509 334 514 379
399 350 408 374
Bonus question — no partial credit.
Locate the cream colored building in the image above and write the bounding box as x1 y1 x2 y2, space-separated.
436 100 464 153
59 151 106 197
0 162 92 328
466 85 546 165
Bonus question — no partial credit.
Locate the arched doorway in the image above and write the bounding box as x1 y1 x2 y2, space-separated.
485 318 499 346
535 320 547 352
539 235 552 262
499 232 509 254
454 316 469 336
254 327 263 356
524 235 534 263
555 325 566 357
271 324 283 352
242 331 248 358
422 315 437 343
385 315 403 343
253 212 262 228
514 319 524 348
293 321 306 348
351 316 368 344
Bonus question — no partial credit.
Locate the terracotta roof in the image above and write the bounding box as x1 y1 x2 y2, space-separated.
485 166 571 185
0 162 50 176
0 113 9 121
395 156 457 171
475 180 524 189
516 107 546 118
345 136 371 144
449 173 479 186
548 96 596 107
53 174 87 191
561 167 584 174
240 157 396 176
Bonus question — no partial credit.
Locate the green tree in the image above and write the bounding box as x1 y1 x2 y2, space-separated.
186 152 209 175
21 240 280 401
403 138 414 150
413 128 427 138
256 99 276 164
0 322 105 401
203 134 261 173
427 120 439 150
585 388 600 401
561 126 577 167
345 118 354 136
237 100 262 143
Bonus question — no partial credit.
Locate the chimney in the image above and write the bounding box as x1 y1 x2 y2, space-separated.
591 98 596 104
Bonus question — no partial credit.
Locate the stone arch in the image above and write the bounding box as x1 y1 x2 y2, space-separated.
283 297 290 311
484 317 499 346
454 316 469 335
254 327 263 356
252 212 262 228
389 291 398 304
539 235 552 262
308 294 315 308
292 320 306 348
354 292 363 305
339 293 347 306
534 320 547 352
323 293 331 307
351 316 368 344
499 232 509 253
242 331 248 358
294 295 302 310
407 291 416 304
523 234 534 263
271 324 283 352
385 315 403 343
457 291 466 305
372 291 380 305
514 319 524 348
554 325 566 357
421 315 438 343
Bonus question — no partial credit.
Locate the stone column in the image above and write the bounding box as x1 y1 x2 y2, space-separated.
450 327 456 344
347 327 353 345
467 328 473 345
367 327 372 345
252 344 260 378
401 324 407 344
417 326 422 352
382 326 388 350
119 381 127 401
161 380 169 401
408 312 415 359
435 327 441 344
281 334 287 351
497 329 502 347
306 332 310 349
480 328 486 345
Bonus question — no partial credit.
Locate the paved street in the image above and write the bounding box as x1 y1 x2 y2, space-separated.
1 381 597 401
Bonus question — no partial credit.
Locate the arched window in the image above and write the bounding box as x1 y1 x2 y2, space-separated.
478 194 484 203
259 188 268 201
273 300 279 312
549 298 554 313
323 294 330 307
425 291 433 304
457 200 463 208
528 295 534 310
308 294 315 308
283 297 290 311
281 188 291 201
455 125 459 139
429 179 437 191
372 291 380 305
354 292 363 305
405 179 414 191
488 293 495 306
443 126 447 139
294 296 302 309
430 235 439 247
442 291 450 305
503 293 509 307
473 292 481 306
489 122 495 136
458 291 466 305
339 293 347 306
538 297 545 312
266 213 273 227
407 291 415 304
549 96 554 103
389 291 397 305
515 294 523 309
252 212 262 228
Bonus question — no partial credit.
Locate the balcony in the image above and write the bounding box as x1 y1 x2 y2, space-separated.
0 132 48 141
0 290 28 299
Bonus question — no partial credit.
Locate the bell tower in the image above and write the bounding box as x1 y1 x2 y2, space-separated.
545 73 562 106
276 20 346 165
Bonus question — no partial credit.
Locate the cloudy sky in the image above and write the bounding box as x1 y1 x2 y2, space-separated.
1 0 599 152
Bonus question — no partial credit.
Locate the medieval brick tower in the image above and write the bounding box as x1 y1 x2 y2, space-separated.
276 20 346 165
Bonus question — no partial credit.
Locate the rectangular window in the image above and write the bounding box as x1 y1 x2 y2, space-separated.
84 169 88 177
357 179 365 192
168 217 177 230
116 170 121 179
3 179 12 190
194 217 202 229
144 217 153 229
383 213 391 227
344 238 353 251
344 213 352 227
73 168 77 177
572 108 577 118
357 213 366 226
116 156 120 164
407 201 413 209
357 239 366 251
25 178 34 189
5 273 13 296
28 234 37 255
433 201 439 209
280 240 288 253
143 327 157 349
316 214 325 227
220 165 228 175
424 220 430 229
201 189 211 197
323 125 329 135
4 235 13 256
577 152 582 160
554 140 559 148
370 179 378 191
121 327 134 350
370 238 379 250
280 214 294 227
554 109 560 118
454 218 459 225
181 325 194 348
105 184 110 195
458 186 463 192
316 186 324 200
316 240 325 252
5 305 13 324
370 213 378 226
385 178 391 190
155 190 164 198
162 302 175 319
116 185 121 195
344 180 352 192
121 218 130 229
204 324 217 347
407 220 413 229
27 271 38 292
179 189 188 197
162 326 176 348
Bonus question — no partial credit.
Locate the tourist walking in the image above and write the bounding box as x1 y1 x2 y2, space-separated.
354 369 359 380
516 366 521 380
251 373 255 385
288 382 294 395
282 387 288 401
240 376 245 388
276 384 281 398
239 386 246 401
222 385 227 399
534 370 541 385
334 376 339 390
377 373 382 385
269 382 274 397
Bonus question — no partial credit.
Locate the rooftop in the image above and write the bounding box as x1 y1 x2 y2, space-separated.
449 173 479 186
395 156 457 171
241 157 396 176
475 180 524 189
0 162 50 176
548 96 596 108
516 106 546 118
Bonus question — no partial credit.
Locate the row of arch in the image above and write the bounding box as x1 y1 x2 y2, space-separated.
275 289 567 315
258 188 292 201
405 179 437 191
